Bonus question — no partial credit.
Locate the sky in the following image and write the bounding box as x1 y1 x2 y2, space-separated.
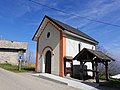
0 0 120 62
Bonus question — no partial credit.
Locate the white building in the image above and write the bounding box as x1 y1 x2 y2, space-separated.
32 15 98 77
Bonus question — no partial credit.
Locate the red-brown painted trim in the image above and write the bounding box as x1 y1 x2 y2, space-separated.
35 19 66 76
38 21 62 40
38 21 49 39
63 36 66 58
41 46 53 54
35 37 39 72
59 32 66 77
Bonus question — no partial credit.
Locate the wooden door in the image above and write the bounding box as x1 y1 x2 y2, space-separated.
45 50 51 74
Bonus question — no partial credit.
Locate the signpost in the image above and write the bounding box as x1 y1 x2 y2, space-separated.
18 55 23 71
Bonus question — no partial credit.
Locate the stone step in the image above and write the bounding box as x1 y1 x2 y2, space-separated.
33 73 99 90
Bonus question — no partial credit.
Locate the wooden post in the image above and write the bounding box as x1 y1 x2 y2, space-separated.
80 61 84 81
92 61 95 79
105 61 109 81
95 62 99 83
64 59 66 76
70 61 73 77
18 60 21 71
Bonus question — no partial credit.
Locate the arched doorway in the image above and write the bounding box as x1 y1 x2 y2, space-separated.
45 50 51 74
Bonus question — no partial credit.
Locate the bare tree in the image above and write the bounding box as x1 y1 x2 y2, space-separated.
0 35 5 40
96 45 120 75
26 51 35 66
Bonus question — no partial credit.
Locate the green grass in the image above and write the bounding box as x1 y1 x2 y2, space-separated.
0 63 35 72
99 74 120 89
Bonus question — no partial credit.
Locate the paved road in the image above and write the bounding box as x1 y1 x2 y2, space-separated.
0 68 119 90
0 68 79 90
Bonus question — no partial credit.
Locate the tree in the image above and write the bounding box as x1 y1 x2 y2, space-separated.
96 45 120 75
26 51 35 66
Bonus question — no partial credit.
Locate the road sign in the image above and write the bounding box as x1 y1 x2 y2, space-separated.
19 55 23 60
18 55 23 71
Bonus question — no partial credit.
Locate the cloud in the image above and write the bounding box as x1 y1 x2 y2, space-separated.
27 22 40 26
103 38 120 60
83 0 119 17
0 0 30 19
112 43 120 47
111 49 120 60
0 0 52 19
102 44 120 60
63 0 120 29
81 0 120 18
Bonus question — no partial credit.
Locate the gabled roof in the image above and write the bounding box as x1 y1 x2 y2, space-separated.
32 15 98 44
73 48 115 62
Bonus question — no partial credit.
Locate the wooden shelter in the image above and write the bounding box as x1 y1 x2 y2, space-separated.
73 48 115 83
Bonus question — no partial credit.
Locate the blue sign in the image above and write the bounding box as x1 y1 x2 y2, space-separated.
19 55 23 60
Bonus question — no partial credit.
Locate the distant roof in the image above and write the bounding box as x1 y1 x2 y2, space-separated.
0 40 28 50
74 48 115 62
32 15 98 44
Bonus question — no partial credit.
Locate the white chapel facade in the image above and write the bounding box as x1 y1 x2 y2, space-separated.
32 15 98 77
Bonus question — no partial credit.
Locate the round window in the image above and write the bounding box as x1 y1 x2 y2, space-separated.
47 32 50 39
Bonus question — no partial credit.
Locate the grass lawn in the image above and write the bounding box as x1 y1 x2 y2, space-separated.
0 63 35 72
99 74 120 89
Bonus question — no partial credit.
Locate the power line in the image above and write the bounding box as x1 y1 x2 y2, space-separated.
29 0 120 28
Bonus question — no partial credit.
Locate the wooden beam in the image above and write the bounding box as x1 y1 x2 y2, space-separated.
92 61 95 79
95 62 99 83
71 61 73 77
105 61 109 81
80 59 93 62
80 61 84 81
64 59 66 76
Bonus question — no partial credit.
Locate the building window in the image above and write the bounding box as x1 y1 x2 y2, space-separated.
78 43 81 52
47 32 51 39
